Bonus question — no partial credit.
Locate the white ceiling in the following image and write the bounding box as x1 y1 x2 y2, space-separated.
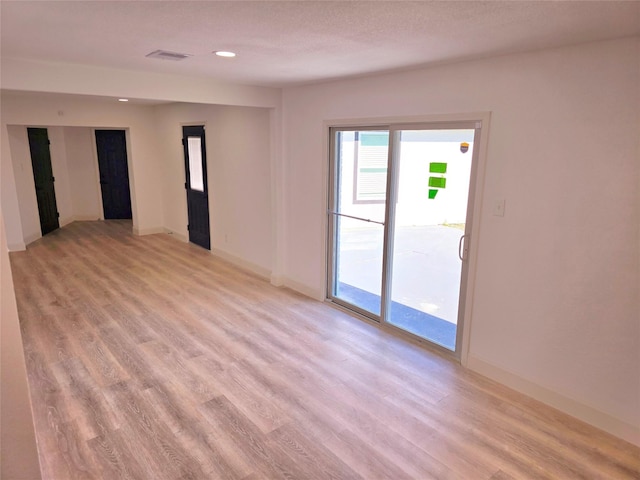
2 1 639 88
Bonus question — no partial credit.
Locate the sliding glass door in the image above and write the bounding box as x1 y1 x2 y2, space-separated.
386 128 475 351
327 130 389 317
327 122 482 355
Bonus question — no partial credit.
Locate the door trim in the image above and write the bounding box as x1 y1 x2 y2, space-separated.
324 112 491 363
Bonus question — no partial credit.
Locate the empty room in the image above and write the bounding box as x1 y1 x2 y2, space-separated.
1 1 639 479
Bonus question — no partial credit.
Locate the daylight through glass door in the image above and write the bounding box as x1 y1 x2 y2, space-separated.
328 122 480 354
386 128 475 350
328 130 388 317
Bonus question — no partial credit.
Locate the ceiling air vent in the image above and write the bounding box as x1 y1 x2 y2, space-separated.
146 50 192 61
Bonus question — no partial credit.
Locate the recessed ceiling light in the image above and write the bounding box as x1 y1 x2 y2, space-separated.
214 51 236 58
118 98 129 102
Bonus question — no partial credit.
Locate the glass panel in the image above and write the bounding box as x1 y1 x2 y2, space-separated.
388 129 474 350
188 136 204 192
335 218 384 315
331 130 388 316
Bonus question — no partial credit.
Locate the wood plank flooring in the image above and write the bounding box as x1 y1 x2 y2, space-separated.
10 220 640 479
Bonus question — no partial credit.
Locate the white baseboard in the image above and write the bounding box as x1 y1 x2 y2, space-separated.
8 241 26 251
133 226 165 236
210 247 271 280
270 274 285 287
467 355 640 447
163 228 188 243
280 277 324 301
73 215 100 221
60 216 74 227
23 232 41 247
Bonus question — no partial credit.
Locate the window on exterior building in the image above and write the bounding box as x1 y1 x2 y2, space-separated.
353 131 389 204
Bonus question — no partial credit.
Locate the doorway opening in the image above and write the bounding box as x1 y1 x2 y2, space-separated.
95 129 133 220
327 121 482 355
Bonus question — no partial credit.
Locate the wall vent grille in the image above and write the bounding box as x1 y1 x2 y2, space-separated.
146 50 192 61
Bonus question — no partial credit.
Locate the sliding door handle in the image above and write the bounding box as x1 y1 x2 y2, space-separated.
458 234 469 261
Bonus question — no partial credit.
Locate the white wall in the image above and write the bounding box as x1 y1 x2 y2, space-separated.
1 211 42 479
63 127 101 220
47 127 74 227
6 126 101 244
6 126 40 244
1 94 164 243
282 38 640 444
154 103 273 276
7 126 79 242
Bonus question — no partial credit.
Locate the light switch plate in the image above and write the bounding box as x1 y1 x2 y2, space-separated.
493 199 506 217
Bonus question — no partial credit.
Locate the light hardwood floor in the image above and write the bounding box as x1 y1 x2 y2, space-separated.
10 221 639 479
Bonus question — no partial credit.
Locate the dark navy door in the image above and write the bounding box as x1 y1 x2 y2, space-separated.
183 125 210 250
95 130 132 219
27 128 59 235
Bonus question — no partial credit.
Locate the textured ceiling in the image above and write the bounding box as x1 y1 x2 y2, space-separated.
2 1 639 88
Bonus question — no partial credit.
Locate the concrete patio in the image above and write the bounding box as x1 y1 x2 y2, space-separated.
335 224 465 349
